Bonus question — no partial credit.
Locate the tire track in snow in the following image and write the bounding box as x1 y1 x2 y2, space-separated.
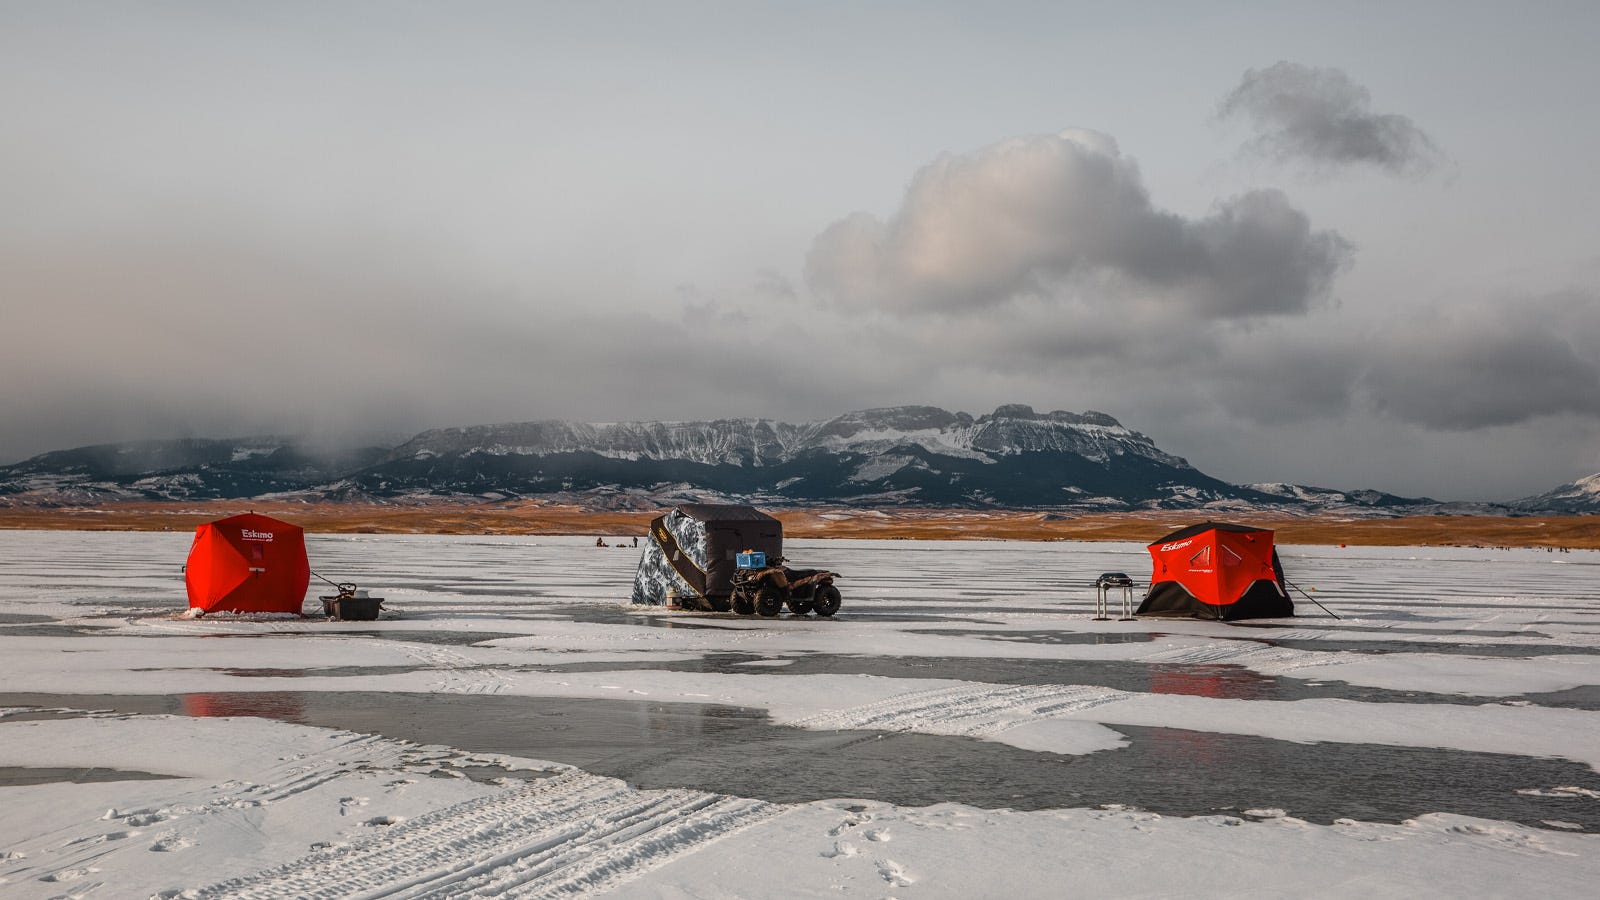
15 731 432 889
791 683 1131 738
1138 641 1334 675
186 771 780 899
244 733 415 804
375 642 515 695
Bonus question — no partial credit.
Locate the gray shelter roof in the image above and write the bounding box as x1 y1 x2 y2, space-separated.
675 504 780 524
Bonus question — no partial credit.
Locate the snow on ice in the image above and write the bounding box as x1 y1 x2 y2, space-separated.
1 532 1599 897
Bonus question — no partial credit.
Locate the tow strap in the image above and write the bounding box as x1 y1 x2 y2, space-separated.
649 515 707 598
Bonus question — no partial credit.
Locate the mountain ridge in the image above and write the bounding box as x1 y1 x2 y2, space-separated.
0 404 1590 514
1509 473 1600 514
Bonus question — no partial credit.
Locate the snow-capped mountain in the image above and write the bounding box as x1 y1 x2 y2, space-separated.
1511 473 1600 513
383 405 1184 470
2 406 1588 513
355 405 1251 508
1243 482 1432 511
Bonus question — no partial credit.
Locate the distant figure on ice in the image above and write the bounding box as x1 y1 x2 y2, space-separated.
632 536 639 548
596 537 608 547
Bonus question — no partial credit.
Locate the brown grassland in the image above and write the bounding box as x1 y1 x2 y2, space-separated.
2 501 1598 548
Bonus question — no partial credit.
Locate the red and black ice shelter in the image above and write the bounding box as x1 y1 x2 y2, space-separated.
1136 522 1293 620
184 513 310 615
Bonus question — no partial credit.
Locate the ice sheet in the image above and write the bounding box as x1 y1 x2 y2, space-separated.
2 531 1598 897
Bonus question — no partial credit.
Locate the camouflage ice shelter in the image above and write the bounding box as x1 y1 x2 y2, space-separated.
630 504 783 607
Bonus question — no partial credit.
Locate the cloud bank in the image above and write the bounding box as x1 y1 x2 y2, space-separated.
1219 62 1442 176
1362 294 1600 429
800 127 1600 448
805 130 1349 318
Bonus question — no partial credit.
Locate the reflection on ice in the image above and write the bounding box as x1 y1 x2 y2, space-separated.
6 690 1597 830
1147 665 1278 700
182 692 307 724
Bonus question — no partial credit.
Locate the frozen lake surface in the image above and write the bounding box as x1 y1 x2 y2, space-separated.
3 531 1599 897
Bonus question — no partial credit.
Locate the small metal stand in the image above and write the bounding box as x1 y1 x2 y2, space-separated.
1093 572 1136 621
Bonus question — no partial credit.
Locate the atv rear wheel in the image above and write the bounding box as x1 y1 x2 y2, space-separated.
786 598 813 616
812 584 841 617
755 586 784 617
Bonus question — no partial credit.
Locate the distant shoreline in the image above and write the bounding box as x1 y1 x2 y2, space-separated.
2 501 1597 549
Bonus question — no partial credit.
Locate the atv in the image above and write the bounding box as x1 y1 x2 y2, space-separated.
729 560 842 617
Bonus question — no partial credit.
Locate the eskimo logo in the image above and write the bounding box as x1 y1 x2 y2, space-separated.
1160 538 1194 552
240 529 275 542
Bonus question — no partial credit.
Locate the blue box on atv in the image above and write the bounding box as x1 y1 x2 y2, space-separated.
736 551 766 569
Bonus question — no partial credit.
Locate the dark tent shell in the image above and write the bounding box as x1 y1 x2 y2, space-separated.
631 504 783 607
1149 521 1270 544
1137 521 1293 620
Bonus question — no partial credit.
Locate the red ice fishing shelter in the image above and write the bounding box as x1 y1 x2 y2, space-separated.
184 513 310 615
1136 522 1293 620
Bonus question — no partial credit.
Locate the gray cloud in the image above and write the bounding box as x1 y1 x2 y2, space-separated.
1219 61 1442 176
0 215 899 463
1209 335 1363 425
1361 295 1600 429
752 268 799 304
4 2 1597 502
805 130 1348 317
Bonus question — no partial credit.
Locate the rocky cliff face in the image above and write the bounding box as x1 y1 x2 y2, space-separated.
351 405 1250 509
384 405 1184 469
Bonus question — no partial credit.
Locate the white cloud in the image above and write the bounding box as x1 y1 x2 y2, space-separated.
805 130 1348 318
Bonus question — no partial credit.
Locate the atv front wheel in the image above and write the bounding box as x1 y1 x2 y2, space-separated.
731 588 755 616
755 586 784 617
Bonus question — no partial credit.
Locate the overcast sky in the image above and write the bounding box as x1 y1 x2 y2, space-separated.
4 1 1600 500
